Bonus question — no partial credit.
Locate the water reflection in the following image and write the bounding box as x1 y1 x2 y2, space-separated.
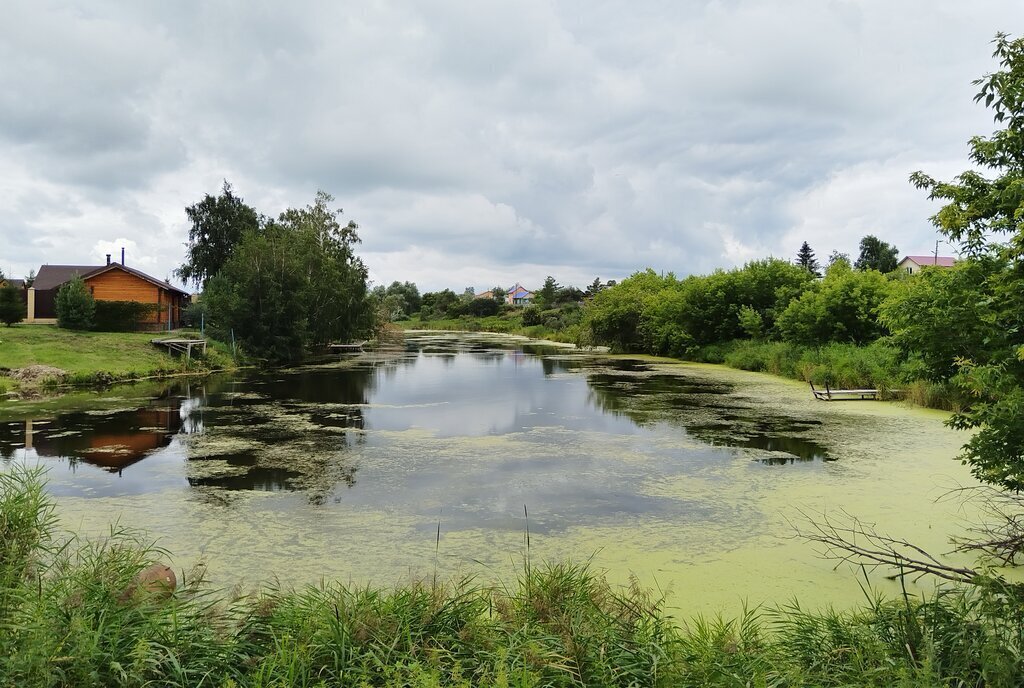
1 334 836 508
0 396 181 474
585 367 831 463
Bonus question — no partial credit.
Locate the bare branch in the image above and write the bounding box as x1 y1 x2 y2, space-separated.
791 509 978 584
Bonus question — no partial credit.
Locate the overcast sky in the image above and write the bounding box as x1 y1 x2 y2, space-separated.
2 1 1022 292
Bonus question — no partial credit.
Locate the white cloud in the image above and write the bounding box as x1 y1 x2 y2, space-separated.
0 0 1020 290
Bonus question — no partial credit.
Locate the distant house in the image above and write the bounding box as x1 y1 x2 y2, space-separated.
474 290 497 300
505 283 535 306
897 255 956 275
27 255 189 329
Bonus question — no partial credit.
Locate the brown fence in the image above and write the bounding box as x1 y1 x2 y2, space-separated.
34 289 57 318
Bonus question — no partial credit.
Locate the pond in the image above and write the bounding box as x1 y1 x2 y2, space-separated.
0 332 979 613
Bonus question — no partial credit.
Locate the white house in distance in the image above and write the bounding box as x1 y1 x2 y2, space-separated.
897 255 956 275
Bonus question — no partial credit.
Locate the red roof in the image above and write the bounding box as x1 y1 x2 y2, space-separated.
901 255 956 268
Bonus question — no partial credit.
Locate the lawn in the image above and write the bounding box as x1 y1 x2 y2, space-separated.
0 324 234 391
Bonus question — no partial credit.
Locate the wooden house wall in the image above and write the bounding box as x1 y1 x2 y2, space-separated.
84 270 183 327
86 271 162 323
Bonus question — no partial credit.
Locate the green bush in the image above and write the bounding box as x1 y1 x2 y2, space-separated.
92 300 158 332
776 264 892 345
521 305 542 326
55 276 95 330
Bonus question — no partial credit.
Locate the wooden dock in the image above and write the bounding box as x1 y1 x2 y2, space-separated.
328 340 367 353
151 337 207 360
810 381 894 401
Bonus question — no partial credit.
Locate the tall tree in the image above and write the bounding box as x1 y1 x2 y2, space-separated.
907 33 1024 491
853 235 899 273
538 276 559 307
795 241 821 276
176 180 261 288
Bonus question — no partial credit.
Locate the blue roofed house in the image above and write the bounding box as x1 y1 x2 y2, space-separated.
505 283 534 306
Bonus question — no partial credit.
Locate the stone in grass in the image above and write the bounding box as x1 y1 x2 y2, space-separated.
120 563 177 602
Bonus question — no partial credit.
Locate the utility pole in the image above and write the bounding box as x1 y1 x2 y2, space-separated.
934 239 939 265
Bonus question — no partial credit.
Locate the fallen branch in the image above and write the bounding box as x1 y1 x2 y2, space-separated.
792 509 978 584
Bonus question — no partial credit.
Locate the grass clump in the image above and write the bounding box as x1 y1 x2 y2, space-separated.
2 467 1024 686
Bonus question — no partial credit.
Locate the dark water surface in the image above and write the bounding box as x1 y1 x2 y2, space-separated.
0 333 974 610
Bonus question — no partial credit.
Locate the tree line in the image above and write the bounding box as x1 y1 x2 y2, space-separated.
583 234 900 357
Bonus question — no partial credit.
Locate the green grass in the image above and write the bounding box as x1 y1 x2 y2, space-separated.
0 324 235 390
2 466 1023 687
692 339 959 409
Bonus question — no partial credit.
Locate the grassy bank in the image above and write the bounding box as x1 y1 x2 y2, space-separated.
0 324 235 392
2 466 1022 687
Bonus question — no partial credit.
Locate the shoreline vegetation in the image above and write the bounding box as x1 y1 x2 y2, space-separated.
398 317 956 410
2 465 1022 687
0 319 952 413
0 324 238 397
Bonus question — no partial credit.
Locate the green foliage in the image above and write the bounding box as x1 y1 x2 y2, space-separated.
776 265 892 345
828 250 852 269
465 295 500 317
521 305 542 326
176 180 261 289
905 33 1024 491
737 305 764 340
419 289 464 320
204 191 372 362
378 281 421 318
0 280 24 327
92 300 158 332
854 235 899 273
181 299 206 329
537 276 559 308
55 276 95 331
583 269 671 353
881 257 1006 381
584 260 814 355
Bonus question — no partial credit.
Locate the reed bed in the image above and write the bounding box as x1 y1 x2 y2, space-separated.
693 339 961 409
2 465 1022 687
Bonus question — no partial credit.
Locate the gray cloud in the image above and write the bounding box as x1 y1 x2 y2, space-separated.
1 0 1022 291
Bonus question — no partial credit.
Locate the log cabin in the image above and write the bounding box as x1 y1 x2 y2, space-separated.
27 255 190 329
